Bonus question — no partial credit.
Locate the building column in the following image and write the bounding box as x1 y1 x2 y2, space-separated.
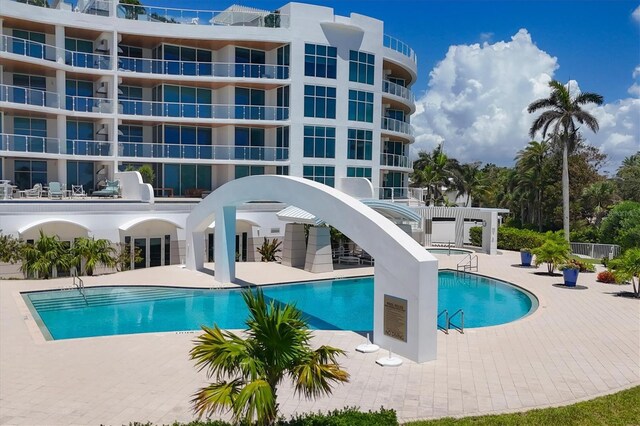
481 211 498 255
281 223 306 268
304 226 333 273
454 217 464 247
214 206 237 283
54 25 65 63
424 218 432 247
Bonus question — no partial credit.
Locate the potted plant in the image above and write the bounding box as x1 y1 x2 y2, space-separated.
532 231 570 275
559 261 580 287
520 248 533 266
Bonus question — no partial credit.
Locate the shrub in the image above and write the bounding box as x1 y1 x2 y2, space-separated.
600 201 640 251
469 226 546 251
469 226 482 246
559 259 594 272
256 237 282 262
532 231 570 274
597 270 618 283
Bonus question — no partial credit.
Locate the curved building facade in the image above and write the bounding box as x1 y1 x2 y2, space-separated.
0 0 416 198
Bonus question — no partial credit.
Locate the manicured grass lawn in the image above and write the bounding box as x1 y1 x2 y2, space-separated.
404 386 640 426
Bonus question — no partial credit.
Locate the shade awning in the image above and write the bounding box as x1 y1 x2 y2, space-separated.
276 205 325 226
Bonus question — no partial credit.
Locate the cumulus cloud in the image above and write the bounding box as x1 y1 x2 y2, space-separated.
411 29 640 171
633 5 640 23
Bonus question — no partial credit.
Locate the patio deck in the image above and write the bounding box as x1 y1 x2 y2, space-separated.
0 250 638 425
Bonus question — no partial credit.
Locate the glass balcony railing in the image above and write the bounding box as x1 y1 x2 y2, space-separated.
66 95 114 113
383 34 417 64
0 84 60 109
382 80 415 103
381 117 413 136
118 57 289 79
116 4 289 28
119 100 289 120
380 153 412 169
0 35 112 70
378 186 409 201
118 142 289 161
0 134 112 156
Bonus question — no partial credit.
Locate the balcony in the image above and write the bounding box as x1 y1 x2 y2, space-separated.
0 84 60 109
0 133 113 156
382 80 415 103
380 153 412 169
0 35 112 70
67 95 114 113
383 34 417 64
119 100 289 120
118 142 288 161
381 117 413 136
116 4 289 28
377 186 409 201
119 57 289 79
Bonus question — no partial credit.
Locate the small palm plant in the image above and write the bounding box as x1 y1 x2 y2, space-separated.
73 237 117 276
20 230 72 279
532 231 570 274
609 248 640 298
190 289 350 425
256 237 282 262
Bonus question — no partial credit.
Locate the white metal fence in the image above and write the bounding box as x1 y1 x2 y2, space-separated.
570 242 621 260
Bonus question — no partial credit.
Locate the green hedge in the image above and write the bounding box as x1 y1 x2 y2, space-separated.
469 226 546 251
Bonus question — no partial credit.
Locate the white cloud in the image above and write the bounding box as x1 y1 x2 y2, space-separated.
632 5 640 23
411 29 640 171
628 65 640 96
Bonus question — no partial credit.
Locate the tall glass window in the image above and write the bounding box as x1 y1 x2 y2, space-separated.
386 109 406 122
162 85 212 118
235 165 265 179
12 74 46 106
119 125 144 157
14 160 47 190
348 90 374 122
276 86 289 120
349 50 375 85
235 47 266 78
303 85 336 118
276 126 289 160
118 45 143 72
235 87 265 119
277 45 290 79
303 165 335 187
163 125 212 158
120 85 143 115
347 128 372 160
347 167 372 180
12 30 46 60
303 126 335 158
304 44 337 78
14 117 46 153
66 79 94 111
67 161 94 190
163 164 211 196
235 127 265 160
160 44 212 75
65 37 95 68
66 120 94 155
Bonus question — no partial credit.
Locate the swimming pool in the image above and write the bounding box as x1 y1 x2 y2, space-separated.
23 270 536 340
427 248 474 255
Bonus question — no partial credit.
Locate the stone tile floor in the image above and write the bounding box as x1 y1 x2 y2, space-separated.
1 250 638 425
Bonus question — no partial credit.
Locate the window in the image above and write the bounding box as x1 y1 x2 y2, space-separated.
303 165 335 187
67 161 94 191
235 87 265 120
235 165 265 179
235 127 265 160
386 109 406 122
276 166 289 175
13 30 46 59
159 44 212 75
66 79 94 111
382 171 406 199
235 47 266 78
14 117 47 153
349 50 375 85
14 160 47 190
304 85 336 118
347 129 372 160
304 44 337 78
303 126 335 158
162 84 212 118
118 45 144 72
276 126 289 160
388 77 406 87
164 164 211 196
162 125 212 158
119 85 143 115
276 86 289 120
12 74 47 106
119 125 144 157
347 167 372 180
65 37 96 68
384 140 405 155
277 45 290 79
348 90 374 122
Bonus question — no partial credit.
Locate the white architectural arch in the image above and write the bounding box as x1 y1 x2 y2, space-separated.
185 176 438 363
18 219 91 240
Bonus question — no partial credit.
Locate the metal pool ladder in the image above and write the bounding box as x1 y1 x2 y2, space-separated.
72 273 87 305
448 309 464 334
457 253 478 272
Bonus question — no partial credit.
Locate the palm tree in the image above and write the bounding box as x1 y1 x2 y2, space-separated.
452 162 489 207
581 180 617 227
73 237 117 276
528 80 603 241
515 140 550 230
190 289 349 425
20 230 72 279
411 145 456 205
609 248 640 298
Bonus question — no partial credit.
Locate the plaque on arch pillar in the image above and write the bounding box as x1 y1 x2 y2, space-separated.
383 294 407 342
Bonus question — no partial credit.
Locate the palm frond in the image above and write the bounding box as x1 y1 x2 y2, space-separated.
191 378 243 419
190 325 254 380
232 379 276 426
574 92 603 106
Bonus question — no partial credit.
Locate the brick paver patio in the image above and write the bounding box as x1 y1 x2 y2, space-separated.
1 250 638 425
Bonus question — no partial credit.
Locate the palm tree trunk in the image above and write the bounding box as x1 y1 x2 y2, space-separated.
562 141 570 241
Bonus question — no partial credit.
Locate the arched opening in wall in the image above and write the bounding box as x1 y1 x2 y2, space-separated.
206 219 261 263
119 218 181 270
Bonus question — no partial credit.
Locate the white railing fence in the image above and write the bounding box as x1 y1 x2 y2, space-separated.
570 242 620 260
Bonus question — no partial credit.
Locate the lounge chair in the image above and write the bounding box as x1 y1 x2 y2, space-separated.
71 185 86 198
48 182 64 199
92 180 120 198
21 183 42 199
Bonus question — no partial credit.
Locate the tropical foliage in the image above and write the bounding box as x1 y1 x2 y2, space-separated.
608 248 640 298
0 231 25 264
532 231 570 274
72 237 117 276
20 230 73 279
190 289 349 425
256 238 282 262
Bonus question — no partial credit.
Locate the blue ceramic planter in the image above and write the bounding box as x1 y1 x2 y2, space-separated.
563 268 579 287
520 251 533 266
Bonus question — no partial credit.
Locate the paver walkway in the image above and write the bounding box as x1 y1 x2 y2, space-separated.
1 250 638 425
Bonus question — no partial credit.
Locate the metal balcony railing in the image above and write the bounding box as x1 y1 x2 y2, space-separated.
118 57 289 79
383 34 417 64
380 153 412 168
0 35 112 70
0 134 112 156
377 186 409 201
118 142 289 161
382 79 415 103
381 117 413 136
119 100 289 120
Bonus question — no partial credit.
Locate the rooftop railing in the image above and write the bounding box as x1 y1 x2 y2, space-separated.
118 56 289 79
381 117 413 136
383 34 417 64
380 153 412 169
0 35 112 70
119 100 289 120
118 142 289 161
0 134 113 156
117 3 289 28
382 79 415 103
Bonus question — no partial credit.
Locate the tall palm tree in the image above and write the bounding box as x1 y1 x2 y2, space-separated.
20 230 72 279
72 237 117 276
452 162 489 207
190 289 349 425
581 180 617 227
515 140 550 231
411 145 456 205
528 80 603 240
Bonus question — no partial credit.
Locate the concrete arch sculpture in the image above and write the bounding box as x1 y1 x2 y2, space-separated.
185 175 438 362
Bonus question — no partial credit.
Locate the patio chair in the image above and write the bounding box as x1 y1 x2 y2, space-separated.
92 180 120 198
71 184 86 198
48 182 64 199
21 183 42 199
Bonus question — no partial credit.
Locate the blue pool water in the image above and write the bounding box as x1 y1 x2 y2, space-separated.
24 271 536 340
427 248 473 255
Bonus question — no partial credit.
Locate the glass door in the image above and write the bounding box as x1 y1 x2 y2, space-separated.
149 237 162 267
134 238 146 269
